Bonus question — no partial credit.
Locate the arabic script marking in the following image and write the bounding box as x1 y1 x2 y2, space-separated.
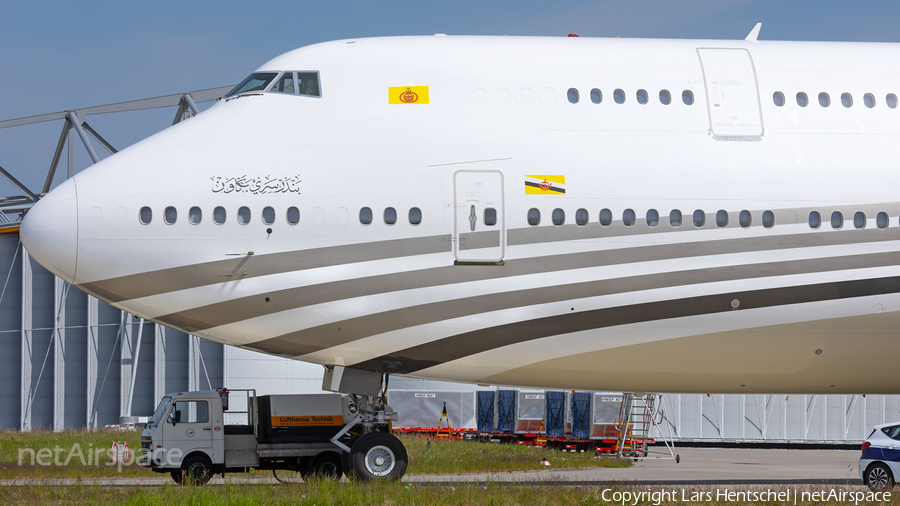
211 175 302 195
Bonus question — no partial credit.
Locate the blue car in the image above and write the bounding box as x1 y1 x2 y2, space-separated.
860 423 900 491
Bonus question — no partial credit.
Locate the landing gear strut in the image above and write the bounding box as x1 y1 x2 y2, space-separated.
325 367 407 481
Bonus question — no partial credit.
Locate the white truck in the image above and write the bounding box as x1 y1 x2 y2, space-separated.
139 388 404 484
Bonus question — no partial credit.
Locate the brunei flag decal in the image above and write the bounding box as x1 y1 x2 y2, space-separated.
525 175 566 195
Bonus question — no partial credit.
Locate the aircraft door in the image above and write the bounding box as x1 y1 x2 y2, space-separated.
453 170 505 264
696 48 764 138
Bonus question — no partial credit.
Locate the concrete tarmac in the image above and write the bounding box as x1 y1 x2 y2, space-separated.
0 448 864 486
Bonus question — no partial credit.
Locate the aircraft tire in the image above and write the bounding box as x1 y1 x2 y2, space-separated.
348 431 407 482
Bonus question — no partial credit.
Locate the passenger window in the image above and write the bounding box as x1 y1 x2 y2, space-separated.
527 208 541 226
646 209 659 227
888 94 899 109
864 93 876 108
262 206 275 225
669 209 682 227
287 207 300 225
164 206 177 225
682 90 694 105
140 206 152 225
552 208 565 225
659 90 671 105
854 211 866 229
796 92 809 107
762 210 775 228
484 208 497 226
622 209 635 227
841 93 853 108
818 92 830 107
739 210 751 228
809 211 821 229
237 206 251 225
567 88 579 104
877 212 889 229
599 208 612 226
359 207 373 225
614 89 625 104
636 89 648 105
831 211 843 229
271 72 295 94
575 208 588 226
297 72 321 97
409 207 422 225
590 88 602 104
189 206 202 225
716 210 728 227
384 207 397 225
773 92 785 107
882 425 900 440
214 206 226 225
693 210 705 228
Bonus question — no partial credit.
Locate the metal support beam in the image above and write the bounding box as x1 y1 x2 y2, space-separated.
154 324 166 407
0 165 37 202
171 101 186 125
66 111 99 165
86 296 99 428
67 125 74 179
183 94 200 116
20 250 33 431
124 318 145 417
188 335 199 391
44 121 69 193
81 121 117 154
52 277 68 431
119 314 134 418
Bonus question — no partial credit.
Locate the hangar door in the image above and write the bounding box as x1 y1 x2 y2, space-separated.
697 48 764 138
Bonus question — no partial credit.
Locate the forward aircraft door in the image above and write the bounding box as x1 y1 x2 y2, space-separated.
697 48 764 138
453 170 505 264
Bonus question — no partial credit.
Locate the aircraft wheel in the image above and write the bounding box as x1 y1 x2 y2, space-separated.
348 431 407 482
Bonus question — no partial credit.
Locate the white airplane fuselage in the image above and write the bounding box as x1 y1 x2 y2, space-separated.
20 35 900 394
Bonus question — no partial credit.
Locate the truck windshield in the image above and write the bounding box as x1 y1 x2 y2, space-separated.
225 72 278 97
149 396 173 426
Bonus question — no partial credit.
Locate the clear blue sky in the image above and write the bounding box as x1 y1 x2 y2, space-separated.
1 0 899 196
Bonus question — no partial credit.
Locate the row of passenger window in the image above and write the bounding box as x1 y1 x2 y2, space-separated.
524 207 893 230
139 206 425 226
140 205 298 226
567 88 695 106
773 91 898 109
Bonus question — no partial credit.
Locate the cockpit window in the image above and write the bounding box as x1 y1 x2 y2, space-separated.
271 73 295 94
225 72 278 97
297 72 321 97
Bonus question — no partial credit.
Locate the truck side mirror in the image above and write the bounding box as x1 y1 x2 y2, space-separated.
174 410 181 425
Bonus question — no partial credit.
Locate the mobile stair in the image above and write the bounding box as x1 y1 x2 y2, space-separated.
616 393 680 463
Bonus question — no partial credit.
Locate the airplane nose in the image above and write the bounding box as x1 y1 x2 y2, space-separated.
20 177 78 284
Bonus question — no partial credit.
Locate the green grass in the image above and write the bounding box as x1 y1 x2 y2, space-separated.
0 430 628 479
0 428 151 478
399 435 630 474
0 481 893 506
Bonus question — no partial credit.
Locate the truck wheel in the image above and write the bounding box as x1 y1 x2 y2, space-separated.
181 454 213 485
311 452 343 480
348 432 407 482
